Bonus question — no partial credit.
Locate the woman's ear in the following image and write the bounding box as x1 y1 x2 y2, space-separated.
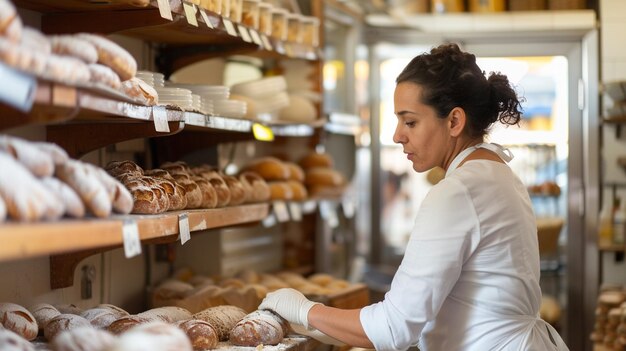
448 107 466 137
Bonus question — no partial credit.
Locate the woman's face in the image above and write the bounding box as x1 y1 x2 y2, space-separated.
393 82 451 173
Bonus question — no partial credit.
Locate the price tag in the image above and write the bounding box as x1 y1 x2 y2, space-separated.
179 213 191 245
152 105 170 132
273 201 290 222
183 2 199 27
238 26 252 43
261 35 273 51
223 19 238 36
156 0 173 20
262 213 277 227
289 202 302 221
252 123 274 141
301 200 317 214
320 201 339 228
122 220 142 258
0 64 36 112
342 197 355 219
250 30 262 46
199 9 214 28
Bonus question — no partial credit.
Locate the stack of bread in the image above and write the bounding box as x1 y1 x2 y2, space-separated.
0 135 132 222
106 160 270 214
0 300 293 350
0 0 159 106
590 285 626 349
151 268 353 315
242 157 308 201
299 152 346 198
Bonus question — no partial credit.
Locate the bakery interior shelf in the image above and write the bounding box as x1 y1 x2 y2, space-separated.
598 242 625 252
0 203 270 265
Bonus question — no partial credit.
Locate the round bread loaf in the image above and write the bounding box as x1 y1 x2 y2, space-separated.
136 306 192 323
238 171 270 203
44 314 91 341
192 305 246 341
29 303 60 332
191 176 218 209
175 319 218 351
160 161 192 175
96 304 129 319
267 181 293 201
287 180 308 201
0 328 35 351
53 305 83 316
308 273 334 287
244 157 290 181
229 310 286 346
80 308 118 329
220 174 246 206
299 152 334 170
105 160 144 178
285 162 305 182
51 326 115 351
152 280 195 306
106 316 149 335
195 170 231 207
122 176 170 214
0 303 38 341
110 321 193 351
171 174 203 209
76 33 137 81
304 167 345 187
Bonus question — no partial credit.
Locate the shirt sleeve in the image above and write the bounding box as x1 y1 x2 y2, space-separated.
360 178 481 351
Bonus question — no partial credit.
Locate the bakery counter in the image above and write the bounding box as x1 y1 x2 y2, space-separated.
0 203 270 264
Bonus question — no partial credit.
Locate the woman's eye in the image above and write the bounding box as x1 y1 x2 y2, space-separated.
405 121 416 127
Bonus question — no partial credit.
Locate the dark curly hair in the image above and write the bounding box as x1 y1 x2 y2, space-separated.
396 43 523 138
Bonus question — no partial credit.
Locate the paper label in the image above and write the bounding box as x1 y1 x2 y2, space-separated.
289 202 302 221
122 220 142 258
0 64 36 112
250 30 262 46
273 201 290 222
183 2 199 27
261 35 273 51
152 105 170 132
223 19 238 36
301 200 317 214
179 213 191 245
320 201 339 228
199 9 214 28
262 213 277 227
342 198 355 218
157 0 173 20
238 26 252 43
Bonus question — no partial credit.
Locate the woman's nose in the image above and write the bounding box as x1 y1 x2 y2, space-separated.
393 126 405 144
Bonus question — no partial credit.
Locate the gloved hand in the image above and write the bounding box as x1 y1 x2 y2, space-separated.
258 288 321 328
290 323 345 346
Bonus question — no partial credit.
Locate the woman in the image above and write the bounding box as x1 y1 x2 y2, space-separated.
259 43 568 350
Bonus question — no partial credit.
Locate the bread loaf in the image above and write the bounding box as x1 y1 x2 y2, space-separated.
43 55 91 86
40 177 85 218
49 35 98 64
29 303 60 332
160 161 192 175
285 162 305 182
56 160 112 218
220 174 246 206
76 33 137 81
80 308 118 329
229 309 287 346
88 63 122 90
238 172 270 203
20 27 50 55
195 170 231 207
96 304 129 319
152 280 195 307
0 135 55 177
109 321 193 351
304 167 345 187
0 303 38 341
136 306 192 323
54 304 83 316
105 160 144 178
287 180 308 201
121 176 169 214
33 142 69 166
174 319 218 351
44 314 91 341
51 326 115 351
120 77 158 106
0 195 6 223
0 0 21 44
192 305 247 341
106 316 149 335
267 181 293 201
91 165 133 214
191 176 218 209
244 157 290 181
153 176 187 211
299 152 333 169
170 174 202 209
0 328 35 351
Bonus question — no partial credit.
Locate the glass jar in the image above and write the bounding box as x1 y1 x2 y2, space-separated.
299 16 319 46
286 13 302 43
230 0 243 23
258 2 273 36
270 7 288 41
242 0 260 29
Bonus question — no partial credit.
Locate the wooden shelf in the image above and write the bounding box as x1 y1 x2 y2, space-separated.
598 242 625 252
0 203 270 264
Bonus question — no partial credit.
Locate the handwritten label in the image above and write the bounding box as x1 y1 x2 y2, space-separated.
223 19 238 36
238 26 252 43
122 220 142 258
273 201 290 222
156 0 173 20
152 105 170 132
0 64 36 112
262 213 277 227
183 2 199 26
289 202 302 221
199 9 214 28
179 213 191 245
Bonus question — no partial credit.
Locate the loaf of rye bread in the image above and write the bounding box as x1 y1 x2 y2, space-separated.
175 319 219 350
192 305 247 341
0 302 38 341
50 326 115 351
229 309 289 346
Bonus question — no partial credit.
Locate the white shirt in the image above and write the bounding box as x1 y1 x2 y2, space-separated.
360 144 568 351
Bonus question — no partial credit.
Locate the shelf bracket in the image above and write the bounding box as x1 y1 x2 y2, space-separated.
50 246 117 290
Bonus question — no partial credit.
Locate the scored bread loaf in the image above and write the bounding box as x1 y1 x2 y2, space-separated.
43 55 91 86
80 308 119 329
244 157 290 181
144 169 187 211
220 174 246 206
88 63 122 90
20 27 50 55
136 306 192 323
192 305 247 341
191 176 218 209
91 165 133 214
55 160 112 218
229 309 288 346
105 160 144 178
106 316 149 335
285 162 305 182
96 304 129 319
174 319 219 351
76 33 137 81
54 304 83 316
33 142 69 166
29 303 60 333
160 161 192 175
287 180 308 201
110 321 193 351
238 171 270 203
44 314 92 341
0 303 38 341
0 328 35 351
170 174 202 209
121 176 169 214
194 169 231 207
51 326 115 351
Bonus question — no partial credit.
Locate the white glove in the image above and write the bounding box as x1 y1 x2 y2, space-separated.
290 323 345 346
258 288 321 328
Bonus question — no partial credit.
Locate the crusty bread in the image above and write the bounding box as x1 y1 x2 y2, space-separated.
287 180 308 201
0 303 38 341
0 196 6 223
76 33 137 81
33 142 68 166
0 135 55 178
88 63 122 90
244 157 290 181
106 316 149 335
0 0 21 44
55 160 112 218
194 169 231 207
96 304 129 319
49 35 98 64
192 305 247 341
80 308 119 329
304 167 345 187
121 176 169 214
40 177 85 218
120 77 158 105
238 171 270 203
91 165 133 215
229 309 287 346
111 321 193 351
29 303 60 333
171 174 202 209
44 314 92 341
0 328 34 351
299 152 334 170
136 306 192 323
267 181 293 201
175 319 218 351
54 304 83 316
43 55 92 86
20 27 50 55
191 176 218 209
105 160 144 178
285 162 305 182
51 326 115 351
220 174 246 206
160 161 192 175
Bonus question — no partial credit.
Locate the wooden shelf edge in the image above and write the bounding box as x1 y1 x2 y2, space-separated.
598 242 625 252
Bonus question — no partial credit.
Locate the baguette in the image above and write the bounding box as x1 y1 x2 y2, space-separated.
76 33 137 82
56 160 112 218
40 177 85 218
0 135 54 177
